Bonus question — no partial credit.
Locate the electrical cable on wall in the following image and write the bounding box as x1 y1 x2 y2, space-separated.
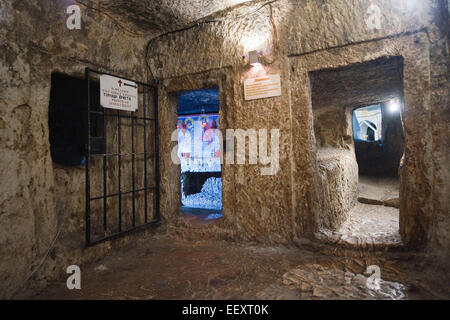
144 0 280 82
73 0 281 84
8 211 69 300
10 1 280 298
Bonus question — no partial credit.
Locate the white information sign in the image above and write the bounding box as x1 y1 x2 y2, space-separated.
244 74 282 101
100 75 138 111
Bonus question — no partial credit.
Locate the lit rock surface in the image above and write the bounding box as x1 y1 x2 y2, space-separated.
182 177 223 210
0 0 448 299
258 264 406 300
95 0 253 32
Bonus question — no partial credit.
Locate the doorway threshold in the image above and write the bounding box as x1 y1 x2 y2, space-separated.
181 206 222 227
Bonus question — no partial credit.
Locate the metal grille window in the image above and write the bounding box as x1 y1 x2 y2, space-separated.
85 68 160 246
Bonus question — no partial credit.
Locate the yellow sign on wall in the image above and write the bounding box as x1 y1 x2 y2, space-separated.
244 74 282 101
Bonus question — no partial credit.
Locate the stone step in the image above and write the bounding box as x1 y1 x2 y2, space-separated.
358 196 400 208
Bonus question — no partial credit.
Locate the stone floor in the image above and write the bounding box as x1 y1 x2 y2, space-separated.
23 177 440 300
29 233 450 300
338 203 401 245
181 207 223 227
258 264 406 300
317 175 401 247
358 175 400 208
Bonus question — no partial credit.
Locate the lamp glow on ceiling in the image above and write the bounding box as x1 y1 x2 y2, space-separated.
241 29 270 53
388 99 401 113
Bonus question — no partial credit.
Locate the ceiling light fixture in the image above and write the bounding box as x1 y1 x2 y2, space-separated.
249 50 261 67
388 98 401 113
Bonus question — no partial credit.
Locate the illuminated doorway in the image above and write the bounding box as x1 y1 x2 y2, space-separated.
177 89 222 222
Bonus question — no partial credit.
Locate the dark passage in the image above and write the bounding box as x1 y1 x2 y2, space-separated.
182 172 222 196
353 100 405 177
48 73 103 166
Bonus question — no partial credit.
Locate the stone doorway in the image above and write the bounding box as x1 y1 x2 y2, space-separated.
346 101 405 245
310 57 404 246
176 89 223 226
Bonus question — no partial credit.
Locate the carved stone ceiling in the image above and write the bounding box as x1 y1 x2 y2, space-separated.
87 0 254 33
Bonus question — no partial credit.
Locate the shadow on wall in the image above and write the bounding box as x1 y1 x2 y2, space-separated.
182 172 221 196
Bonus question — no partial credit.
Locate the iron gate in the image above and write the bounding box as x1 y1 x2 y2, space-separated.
85 67 160 246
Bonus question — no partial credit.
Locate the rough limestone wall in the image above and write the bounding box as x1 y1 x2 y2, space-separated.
0 0 149 298
316 149 359 231
313 107 351 149
428 0 449 256
311 103 358 232
0 0 448 299
148 0 447 251
153 2 296 243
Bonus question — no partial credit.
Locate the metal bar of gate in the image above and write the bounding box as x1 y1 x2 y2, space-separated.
143 87 148 224
89 187 156 201
89 151 156 158
117 109 122 232
85 68 91 245
85 67 160 246
131 106 136 228
154 87 160 221
103 92 107 231
89 110 155 121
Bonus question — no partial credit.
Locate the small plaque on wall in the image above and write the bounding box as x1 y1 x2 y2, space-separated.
244 74 282 101
100 75 138 111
